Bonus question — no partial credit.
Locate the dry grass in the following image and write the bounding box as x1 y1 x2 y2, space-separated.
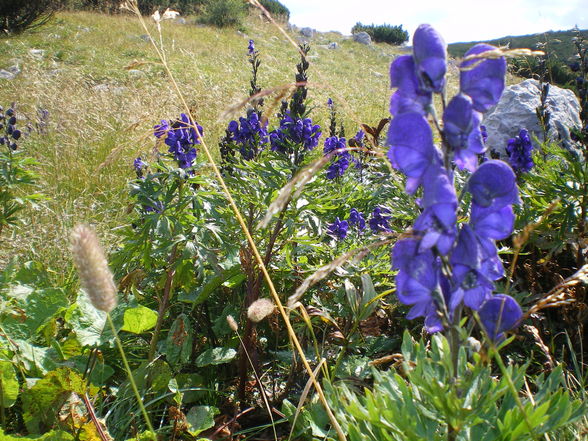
0 10 401 272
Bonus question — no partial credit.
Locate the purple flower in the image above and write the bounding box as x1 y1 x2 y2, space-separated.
387 112 441 193
393 238 441 329
442 93 485 171
323 135 346 155
506 129 534 173
327 98 333 108
389 55 432 117
478 294 522 341
480 125 488 144
412 24 447 93
470 204 515 241
248 39 255 55
154 114 203 169
327 217 349 240
468 160 519 210
348 208 366 231
369 206 392 233
270 111 322 153
413 165 457 255
134 157 147 178
226 110 268 160
460 43 507 113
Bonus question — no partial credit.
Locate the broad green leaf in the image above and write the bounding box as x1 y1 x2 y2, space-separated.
64 292 108 347
186 405 218 436
164 313 193 368
121 306 158 334
0 428 74 440
0 360 19 407
195 347 236 367
21 367 87 434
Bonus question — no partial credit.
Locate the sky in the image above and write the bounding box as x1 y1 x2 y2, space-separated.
284 0 588 44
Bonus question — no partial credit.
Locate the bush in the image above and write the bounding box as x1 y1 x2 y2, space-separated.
0 0 63 34
351 22 409 45
197 0 246 28
255 0 289 21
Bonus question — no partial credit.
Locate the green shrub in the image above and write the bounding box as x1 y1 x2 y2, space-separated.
0 0 63 34
351 22 409 45
197 0 246 28
255 0 289 21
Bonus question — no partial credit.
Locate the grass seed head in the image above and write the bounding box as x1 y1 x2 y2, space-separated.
247 298 275 323
71 224 117 313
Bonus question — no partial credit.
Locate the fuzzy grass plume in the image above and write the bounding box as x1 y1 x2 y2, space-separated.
71 224 117 313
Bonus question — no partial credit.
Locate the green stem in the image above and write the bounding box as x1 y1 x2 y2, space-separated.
107 313 155 434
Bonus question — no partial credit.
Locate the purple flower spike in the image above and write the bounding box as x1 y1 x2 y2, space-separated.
478 294 522 341
387 112 439 193
412 24 447 93
460 43 506 113
348 208 366 231
443 94 485 171
389 55 432 116
327 217 349 240
248 39 255 55
468 160 520 209
506 129 534 173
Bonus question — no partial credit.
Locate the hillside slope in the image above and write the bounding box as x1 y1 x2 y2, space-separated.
448 28 588 62
0 11 402 269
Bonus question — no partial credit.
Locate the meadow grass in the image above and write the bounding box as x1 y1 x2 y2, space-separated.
0 10 402 273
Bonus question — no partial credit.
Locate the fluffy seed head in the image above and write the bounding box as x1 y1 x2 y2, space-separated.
71 224 117 313
247 298 275 323
226 315 239 332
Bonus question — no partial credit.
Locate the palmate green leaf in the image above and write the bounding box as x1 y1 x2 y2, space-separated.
195 347 236 367
0 360 19 407
185 405 219 436
121 305 158 334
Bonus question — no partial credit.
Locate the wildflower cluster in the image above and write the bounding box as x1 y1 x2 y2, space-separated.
0 106 21 150
226 110 269 160
269 111 322 154
323 135 350 179
506 128 534 173
387 24 522 339
329 207 391 241
154 113 203 169
368 206 391 233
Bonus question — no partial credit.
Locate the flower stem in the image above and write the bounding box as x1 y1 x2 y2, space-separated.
107 313 155 434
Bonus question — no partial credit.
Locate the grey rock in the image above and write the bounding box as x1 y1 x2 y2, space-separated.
372 71 384 78
300 27 314 38
483 79 582 155
352 31 372 45
78 26 90 32
93 84 109 92
128 69 146 77
139 34 154 43
7 65 20 75
29 49 45 59
0 70 16 80
175 17 186 25
328 42 338 49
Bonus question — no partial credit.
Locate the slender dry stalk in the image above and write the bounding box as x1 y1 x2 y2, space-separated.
120 3 347 439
